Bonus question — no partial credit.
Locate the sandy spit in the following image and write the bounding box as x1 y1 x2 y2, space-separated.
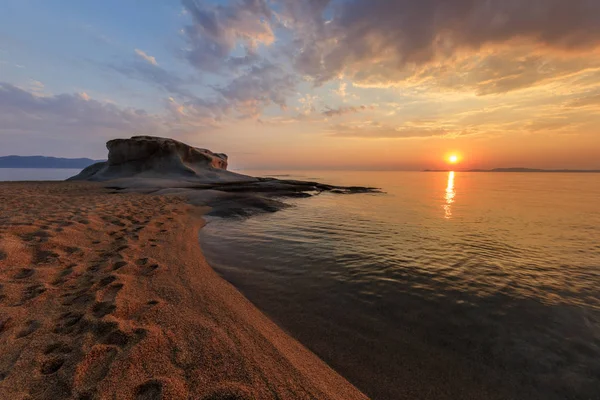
0 182 368 400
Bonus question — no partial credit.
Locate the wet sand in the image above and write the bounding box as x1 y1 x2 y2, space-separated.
0 182 367 400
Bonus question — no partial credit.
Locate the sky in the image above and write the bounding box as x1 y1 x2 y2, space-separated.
1 0 599 170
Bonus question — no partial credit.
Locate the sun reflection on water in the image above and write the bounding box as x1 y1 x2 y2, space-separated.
444 171 456 219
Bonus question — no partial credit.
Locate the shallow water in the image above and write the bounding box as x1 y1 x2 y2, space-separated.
200 171 600 400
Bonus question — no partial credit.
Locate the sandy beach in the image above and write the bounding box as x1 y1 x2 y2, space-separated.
0 182 368 400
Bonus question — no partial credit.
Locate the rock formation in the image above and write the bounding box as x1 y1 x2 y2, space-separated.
68 136 252 183
69 136 380 217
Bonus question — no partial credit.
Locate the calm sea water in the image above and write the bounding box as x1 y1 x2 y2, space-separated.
200 171 600 400
0 168 81 181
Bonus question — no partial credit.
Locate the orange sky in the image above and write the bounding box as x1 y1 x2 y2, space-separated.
1 1 599 170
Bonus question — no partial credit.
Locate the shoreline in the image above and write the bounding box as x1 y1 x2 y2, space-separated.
0 181 367 399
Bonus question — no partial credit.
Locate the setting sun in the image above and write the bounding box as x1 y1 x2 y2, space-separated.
448 154 460 164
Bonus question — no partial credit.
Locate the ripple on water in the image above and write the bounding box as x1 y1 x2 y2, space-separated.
201 171 600 400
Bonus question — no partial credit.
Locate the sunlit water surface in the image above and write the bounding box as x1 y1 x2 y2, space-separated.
200 171 600 400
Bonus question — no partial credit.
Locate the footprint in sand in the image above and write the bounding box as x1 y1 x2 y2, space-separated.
20 230 51 243
102 283 123 303
40 357 65 375
92 301 116 318
115 245 129 253
62 290 94 307
0 317 13 334
65 246 81 255
135 380 163 400
98 275 117 288
101 329 131 348
44 342 73 355
112 261 127 271
87 264 102 273
74 345 119 393
52 266 74 285
142 264 159 276
53 312 85 335
16 320 41 338
91 320 119 338
13 268 35 279
21 284 47 303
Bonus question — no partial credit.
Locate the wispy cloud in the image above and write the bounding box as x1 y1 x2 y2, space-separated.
323 105 373 117
134 49 158 66
327 121 453 139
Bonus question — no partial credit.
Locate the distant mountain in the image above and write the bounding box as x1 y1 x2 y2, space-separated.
0 156 103 169
424 167 600 173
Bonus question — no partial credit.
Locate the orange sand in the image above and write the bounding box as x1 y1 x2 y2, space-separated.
0 182 368 400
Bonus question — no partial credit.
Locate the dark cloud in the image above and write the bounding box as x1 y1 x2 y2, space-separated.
285 0 600 86
322 105 371 117
182 0 274 73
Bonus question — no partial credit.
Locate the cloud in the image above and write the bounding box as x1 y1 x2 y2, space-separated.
211 61 297 118
284 0 600 87
405 47 600 95
322 105 372 117
526 118 574 132
134 49 158 65
333 82 347 98
182 0 275 72
141 61 298 124
327 121 451 139
28 79 45 94
566 91 600 108
0 82 232 156
0 82 165 144
109 60 194 99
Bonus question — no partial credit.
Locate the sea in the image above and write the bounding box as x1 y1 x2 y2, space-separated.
0 168 81 181
3 168 599 399
200 170 600 400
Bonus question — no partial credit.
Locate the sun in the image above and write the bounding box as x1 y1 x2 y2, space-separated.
448 154 460 164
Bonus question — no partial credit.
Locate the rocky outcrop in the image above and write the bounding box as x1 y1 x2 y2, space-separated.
69 135 380 217
68 136 252 183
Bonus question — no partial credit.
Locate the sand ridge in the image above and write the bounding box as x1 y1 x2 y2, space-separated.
0 182 368 400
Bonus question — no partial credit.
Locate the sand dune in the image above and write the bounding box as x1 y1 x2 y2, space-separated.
0 182 368 400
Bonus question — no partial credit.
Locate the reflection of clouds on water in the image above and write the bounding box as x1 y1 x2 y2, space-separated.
444 171 456 219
